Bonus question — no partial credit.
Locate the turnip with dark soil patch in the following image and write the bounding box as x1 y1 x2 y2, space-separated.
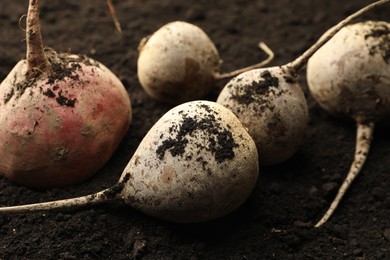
0 101 259 223
216 0 388 166
137 21 274 104
307 20 390 227
0 0 132 188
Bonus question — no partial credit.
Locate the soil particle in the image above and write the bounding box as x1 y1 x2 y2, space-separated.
283 75 296 84
321 181 339 200
266 112 287 139
156 105 238 163
384 228 390 240
4 50 95 106
56 90 76 107
3 87 14 103
46 53 81 85
12 76 37 99
43 87 55 98
364 23 390 63
230 70 279 105
371 186 386 201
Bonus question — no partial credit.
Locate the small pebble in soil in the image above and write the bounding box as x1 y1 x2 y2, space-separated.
383 228 390 240
309 186 319 196
329 224 349 239
371 187 386 201
132 239 147 259
321 182 339 199
55 213 72 222
349 238 360 247
293 220 312 228
59 252 77 259
352 248 363 257
331 237 345 247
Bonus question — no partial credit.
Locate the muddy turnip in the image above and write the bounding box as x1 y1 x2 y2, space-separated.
137 21 274 104
217 0 388 165
306 20 390 227
0 101 259 223
0 0 132 188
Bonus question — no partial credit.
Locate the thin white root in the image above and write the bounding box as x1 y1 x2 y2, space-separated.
0 188 114 214
315 123 375 227
18 14 27 31
215 41 275 80
287 0 390 73
106 0 122 33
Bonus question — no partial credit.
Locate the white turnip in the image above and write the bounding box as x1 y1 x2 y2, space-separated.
306 20 390 227
0 101 259 223
0 0 132 188
216 0 388 165
137 21 274 104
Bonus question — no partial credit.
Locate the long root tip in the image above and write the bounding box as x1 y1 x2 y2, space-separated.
314 123 375 227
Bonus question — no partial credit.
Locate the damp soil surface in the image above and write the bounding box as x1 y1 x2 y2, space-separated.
0 1 389 259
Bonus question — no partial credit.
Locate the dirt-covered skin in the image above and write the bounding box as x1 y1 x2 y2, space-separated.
217 67 309 165
120 101 258 223
0 0 389 259
307 21 390 124
0 54 132 188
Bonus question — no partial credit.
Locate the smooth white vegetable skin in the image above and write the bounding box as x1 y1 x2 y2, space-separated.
217 67 309 165
119 101 259 223
307 20 390 227
307 21 390 123
137 21 221 104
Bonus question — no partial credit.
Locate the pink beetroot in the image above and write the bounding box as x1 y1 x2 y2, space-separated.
0 0 132 188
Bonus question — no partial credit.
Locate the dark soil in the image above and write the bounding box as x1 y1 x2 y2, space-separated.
0 0 389 259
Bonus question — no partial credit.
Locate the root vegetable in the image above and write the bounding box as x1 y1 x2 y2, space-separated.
0 0 132 188
137 21 274 104
217 67 308 165
306 20 390 227
216 0 388 165
0 101 259 223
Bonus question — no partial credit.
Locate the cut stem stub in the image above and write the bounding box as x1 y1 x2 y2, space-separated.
26 0 50 76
